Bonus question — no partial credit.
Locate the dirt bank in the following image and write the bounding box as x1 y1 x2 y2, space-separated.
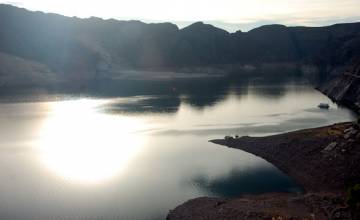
212 122 360 192
167 122 360 219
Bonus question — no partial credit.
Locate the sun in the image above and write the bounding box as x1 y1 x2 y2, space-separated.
35 99 147 184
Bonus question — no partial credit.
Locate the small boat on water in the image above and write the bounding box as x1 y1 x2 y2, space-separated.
318 103 330 109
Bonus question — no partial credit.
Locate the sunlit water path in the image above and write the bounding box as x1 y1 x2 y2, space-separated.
0 82 356 220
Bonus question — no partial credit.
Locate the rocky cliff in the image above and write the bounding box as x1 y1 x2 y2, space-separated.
319 59 360 114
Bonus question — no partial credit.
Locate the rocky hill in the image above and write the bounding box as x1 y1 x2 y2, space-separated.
1 4 360 86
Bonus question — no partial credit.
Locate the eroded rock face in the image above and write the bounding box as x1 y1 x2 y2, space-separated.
319 59 360 113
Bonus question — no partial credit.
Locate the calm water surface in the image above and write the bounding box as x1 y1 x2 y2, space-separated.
0 80 356 220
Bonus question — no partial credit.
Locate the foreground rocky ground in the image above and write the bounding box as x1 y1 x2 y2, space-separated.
167 193 350 220
167 122 360 219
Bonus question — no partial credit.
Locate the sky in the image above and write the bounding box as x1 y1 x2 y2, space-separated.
1 0 360 32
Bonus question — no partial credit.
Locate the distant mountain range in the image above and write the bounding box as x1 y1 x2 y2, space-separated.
0 4 360 86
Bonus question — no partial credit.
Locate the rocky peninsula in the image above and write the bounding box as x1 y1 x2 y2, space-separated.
167 122 360 219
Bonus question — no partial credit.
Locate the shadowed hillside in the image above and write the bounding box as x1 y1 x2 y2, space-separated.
0 4 360 86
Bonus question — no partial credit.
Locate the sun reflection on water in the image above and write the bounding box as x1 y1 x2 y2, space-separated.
36 99 147 184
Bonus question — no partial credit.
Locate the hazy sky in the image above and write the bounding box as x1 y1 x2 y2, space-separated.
2 0 360 32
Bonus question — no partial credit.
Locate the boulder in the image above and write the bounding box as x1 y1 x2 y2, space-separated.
344 132 352 140
323 142 337 152
356 133 360 140
344 127 354 134
344 128 358 139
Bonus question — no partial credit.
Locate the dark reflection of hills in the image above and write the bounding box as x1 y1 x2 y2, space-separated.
100 95 181 115
244 76 308 98
95 78 252 113
249 85 287 98
0 76 302 112
178 79 230 109
190 167 303 198
78 79 181 97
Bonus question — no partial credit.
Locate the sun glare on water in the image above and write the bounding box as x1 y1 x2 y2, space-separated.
36 99 147 184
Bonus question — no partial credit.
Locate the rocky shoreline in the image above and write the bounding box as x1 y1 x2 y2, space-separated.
318 59 360 115
167 122 360 219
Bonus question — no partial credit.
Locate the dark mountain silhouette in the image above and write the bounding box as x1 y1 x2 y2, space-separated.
0 4 360 86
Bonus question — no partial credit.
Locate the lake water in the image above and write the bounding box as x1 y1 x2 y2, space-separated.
0 79 356 220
